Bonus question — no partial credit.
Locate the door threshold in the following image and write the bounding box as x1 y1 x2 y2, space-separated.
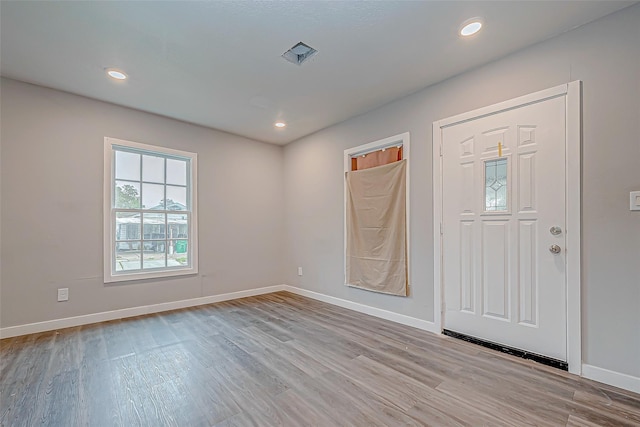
443 329 568 371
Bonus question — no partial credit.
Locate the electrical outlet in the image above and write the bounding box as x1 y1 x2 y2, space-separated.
630 191 640 211
297 267 303 276
57 288 69 302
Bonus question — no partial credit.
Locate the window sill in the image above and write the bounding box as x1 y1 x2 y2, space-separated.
104 266 198 284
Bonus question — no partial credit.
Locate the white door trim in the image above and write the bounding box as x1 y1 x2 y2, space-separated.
432 81 581 374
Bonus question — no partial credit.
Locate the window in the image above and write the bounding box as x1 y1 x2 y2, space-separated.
484 158 508 212
104 137 197 283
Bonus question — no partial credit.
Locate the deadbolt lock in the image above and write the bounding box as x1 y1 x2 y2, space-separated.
550 226 562 236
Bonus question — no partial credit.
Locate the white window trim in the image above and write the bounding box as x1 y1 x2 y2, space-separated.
343 132 411 288
103 137 198 283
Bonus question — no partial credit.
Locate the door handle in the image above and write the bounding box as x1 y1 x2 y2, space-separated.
549 244 561 254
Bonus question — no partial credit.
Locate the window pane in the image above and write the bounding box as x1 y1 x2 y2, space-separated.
168 212 188 267
116 241 141 271
115 181 141 209
166 186 187 210
142 183 165 210
168 240 189 267
115 212 140 241
143 241 167 269
115 151 140 181
143 155 165 184
167 159 187 186
168 214 189 239
485 158 508 211
143 213 166 239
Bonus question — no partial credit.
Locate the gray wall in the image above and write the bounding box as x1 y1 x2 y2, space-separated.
0 78 285 327
283 5 639 377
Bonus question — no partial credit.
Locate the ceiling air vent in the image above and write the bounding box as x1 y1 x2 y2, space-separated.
282 42 317 66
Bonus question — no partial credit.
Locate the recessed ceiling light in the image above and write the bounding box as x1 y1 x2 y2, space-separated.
106 68 127 80
274 122 286 128
460 19 483 37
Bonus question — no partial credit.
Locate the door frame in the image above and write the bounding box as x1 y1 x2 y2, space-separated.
432 81 582 374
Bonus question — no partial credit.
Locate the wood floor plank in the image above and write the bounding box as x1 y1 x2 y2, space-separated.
240 326 330 377
451 366 573 425
573 388 640 417
77 360 121 426
435 380 551 426
181 373 243 425
566 414 607 427
39 369 82 427
1 333 56 426
310 369 424 426
271 387 337 426
1 291 639 426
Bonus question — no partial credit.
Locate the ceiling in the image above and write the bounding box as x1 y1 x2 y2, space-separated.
1 1 634 145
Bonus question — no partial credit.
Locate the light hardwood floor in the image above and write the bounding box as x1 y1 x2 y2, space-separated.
1 292 639 426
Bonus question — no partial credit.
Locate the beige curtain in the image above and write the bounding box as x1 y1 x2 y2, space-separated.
346 159 407 296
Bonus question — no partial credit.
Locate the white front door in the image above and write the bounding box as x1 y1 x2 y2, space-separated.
441 94 567 361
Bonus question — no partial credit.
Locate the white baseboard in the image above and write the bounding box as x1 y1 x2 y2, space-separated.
0 284 437 339
3 283 638 395
282 285 439 334
582 364 640 394
0 285 286 339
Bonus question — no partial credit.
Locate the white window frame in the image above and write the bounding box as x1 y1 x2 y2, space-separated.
343 132 411 287
103 137 198 283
